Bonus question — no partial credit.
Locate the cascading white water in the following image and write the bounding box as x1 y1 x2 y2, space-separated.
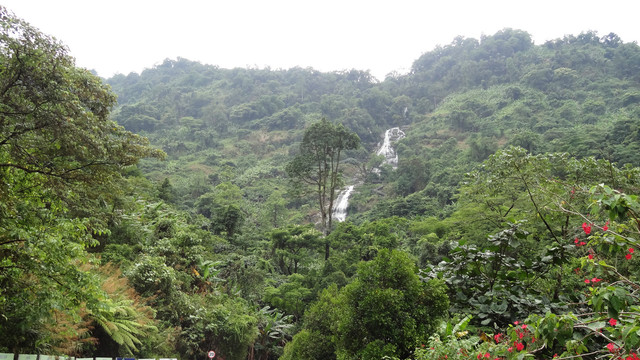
375 127 405 169
332 127 405 222
332 185 354 222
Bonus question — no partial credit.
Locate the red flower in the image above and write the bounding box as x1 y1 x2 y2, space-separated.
516 342 524 351
603 222 609 231
514 321 519 325
585 279 591 284
507 347 513 352
588 253 594 260
574 238 579 244
582 222 592 234
630 248 635 253
484 353 490 359
477 354 482 360
609 318 617 326
592 277 602 283
607 343 616 352
580 241 586 246
494 333 502 343
627 253 633 260
518 331 524 339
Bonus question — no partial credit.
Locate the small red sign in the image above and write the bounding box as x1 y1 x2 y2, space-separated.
207 351 215 359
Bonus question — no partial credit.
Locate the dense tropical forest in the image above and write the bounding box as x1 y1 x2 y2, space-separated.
4 5 640 360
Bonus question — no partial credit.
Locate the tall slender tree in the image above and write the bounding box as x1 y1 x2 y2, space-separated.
286 119 359 258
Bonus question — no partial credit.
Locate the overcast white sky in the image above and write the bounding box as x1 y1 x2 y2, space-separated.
3 0 640 80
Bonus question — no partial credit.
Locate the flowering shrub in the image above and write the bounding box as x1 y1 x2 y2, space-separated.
508 186 640 359
417 182 640 360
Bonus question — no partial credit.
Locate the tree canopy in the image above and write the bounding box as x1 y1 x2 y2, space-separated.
286 118 360 239
0 6 163 353
6 5 640 359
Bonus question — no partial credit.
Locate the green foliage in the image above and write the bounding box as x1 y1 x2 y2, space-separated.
416 167 640 359
263 274 312 319
0 8 163 217
286 118 360 237
414 316 483 360
427 224 561 327
195 182 246 237
106 28 640 360
251 306 293 360
327 218 407 263
158 178 177 203
336 249 449 359
270 225 322 275
458 146 640 244
176 294 258 360
261 190 289 229
426 148 640 328
0 6 163 353
8 7 640 358
281 284 341 360
87 265 161 356
280 251 450 359
508 185 640 359
280 329 330 360
127 254 181 299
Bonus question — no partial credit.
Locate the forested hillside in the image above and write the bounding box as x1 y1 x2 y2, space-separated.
105 29 640 224
4 5 640 359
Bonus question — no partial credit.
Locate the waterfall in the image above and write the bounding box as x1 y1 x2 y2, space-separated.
332 185 354 223
375 127 405 169
332 127 405 222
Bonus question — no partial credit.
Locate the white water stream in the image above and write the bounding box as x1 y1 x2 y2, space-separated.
332 185 355 222
332 127 405 222
375 127 406 169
